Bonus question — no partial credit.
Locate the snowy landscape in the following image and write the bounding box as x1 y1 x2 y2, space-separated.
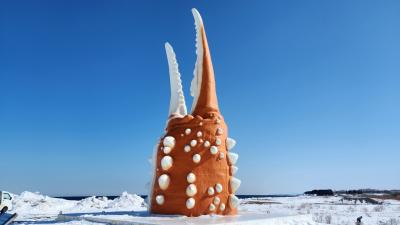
7 191 400 225
2 1 399 225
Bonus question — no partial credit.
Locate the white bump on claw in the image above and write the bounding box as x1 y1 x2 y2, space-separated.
227 152 239 165
216 128 223 135
193 154 201 163
213 196 220 205
204 141 210 147
158 174 170 190
186 198 195 209
230 177 241 193
207 187 215 196
215 183 223 193
226 137 236 150
209 203 216 211
155 195 165 205
229 195 240 208
215 138 222 146
184 145 191 152
163 136 175 148
219 203 226 211
231 166 238 175
187 172 196 183
219 152 225 159
186 184 197 197
161 156 173 171
185 128 191 135
210 146 218 155
190 139 197 147
163 146 172 154
197 131 202 137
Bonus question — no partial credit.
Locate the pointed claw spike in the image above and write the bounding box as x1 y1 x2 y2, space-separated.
231 166 238 175
190 9 220 117
192 8 204 28
190 9 203 104
229 195 240 208
230 177 241 193
226 138 236 150
165 42 187 118
228 152 239 165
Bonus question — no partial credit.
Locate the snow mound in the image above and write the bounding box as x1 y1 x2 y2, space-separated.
12 191 75 215
107 191 146 209
76 196 109 210
75 192 145 211
11 191 147 216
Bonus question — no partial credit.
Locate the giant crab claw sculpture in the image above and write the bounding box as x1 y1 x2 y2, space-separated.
149 9 240 216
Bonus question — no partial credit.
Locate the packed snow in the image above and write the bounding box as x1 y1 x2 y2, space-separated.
7 191 400 225
10 191 146 221
240 195 400 225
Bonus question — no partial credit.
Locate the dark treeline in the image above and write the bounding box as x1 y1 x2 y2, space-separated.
335 189 400 195
304 189 400 196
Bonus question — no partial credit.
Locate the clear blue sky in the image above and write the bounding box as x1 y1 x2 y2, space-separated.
1 0 399 196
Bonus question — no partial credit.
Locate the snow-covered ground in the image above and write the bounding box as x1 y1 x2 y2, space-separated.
10 191 146 222
241 195 400 225
8 191 400 225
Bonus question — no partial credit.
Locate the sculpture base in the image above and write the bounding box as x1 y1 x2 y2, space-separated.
57 211 316 225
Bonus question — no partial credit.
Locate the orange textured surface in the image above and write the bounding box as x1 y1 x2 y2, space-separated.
150 115 236 216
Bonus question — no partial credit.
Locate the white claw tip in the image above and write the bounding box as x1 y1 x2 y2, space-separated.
165 42 172 50
229 195 240 208
231 166 238 175
226 138 236 150
228 152 239 165
191 8 203 27
230 177 241 193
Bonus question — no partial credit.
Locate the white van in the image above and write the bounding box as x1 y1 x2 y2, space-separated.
0 191 13 214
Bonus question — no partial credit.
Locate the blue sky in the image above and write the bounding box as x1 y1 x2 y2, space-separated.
1 0 399 196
